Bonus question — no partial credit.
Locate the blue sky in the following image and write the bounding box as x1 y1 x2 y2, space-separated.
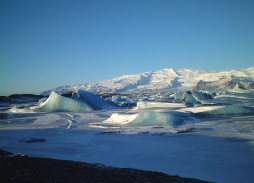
1 0 254 95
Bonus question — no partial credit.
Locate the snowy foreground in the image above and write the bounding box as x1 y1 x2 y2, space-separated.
1 93 254 183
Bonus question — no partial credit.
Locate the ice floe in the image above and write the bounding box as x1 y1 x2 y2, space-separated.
136 101 186 109
126 112 183 127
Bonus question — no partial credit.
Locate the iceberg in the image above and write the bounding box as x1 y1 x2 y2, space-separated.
171 92 196 105
38 97 48 103
126 112 183 127
192 105 254 118
171 92 184 100
228 83 254 93
105 100 120 107
71 90 109 110
9 107 31 113
136 101 186 109
31 91 94 112
112 96 125 104
103 113 139 125
183 91 196 101
172 91 212 101
204 90 229 96
191 91 213 100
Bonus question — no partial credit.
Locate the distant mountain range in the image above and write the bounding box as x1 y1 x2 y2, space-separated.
41 67 254 96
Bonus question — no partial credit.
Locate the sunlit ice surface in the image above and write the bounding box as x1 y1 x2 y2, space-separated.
1 92 254 183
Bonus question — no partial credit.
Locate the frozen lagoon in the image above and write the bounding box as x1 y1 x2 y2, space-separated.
1 92 254 183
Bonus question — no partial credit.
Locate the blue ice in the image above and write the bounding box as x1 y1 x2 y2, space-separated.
112 96 125 104
183 92 196 101
33 91 94 112
191 91 213 100
71 89 109 110
193 106 254 118
127 112 183 127
171 92 184 100
38 97 48 103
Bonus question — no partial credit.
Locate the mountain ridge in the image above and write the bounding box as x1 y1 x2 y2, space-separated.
41 67 254 95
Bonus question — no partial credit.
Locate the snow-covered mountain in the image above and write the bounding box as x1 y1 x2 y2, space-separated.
193 75 254 91
41 67 254 95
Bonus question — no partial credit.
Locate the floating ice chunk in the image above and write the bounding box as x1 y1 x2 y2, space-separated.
137 94 144 98
176 106 225 113
191 91 213 100
158 96 174 101
206 90 231 96
171 92 184 100
172 91 212 101
200 93 254 107
192 105 254 118
105 100 120 107
120 102 137 108
112 96 125 104
234 82 245 89
103 113 139 125
228 83 254 93
126 112 183 127
71 90 109 110
31 91 94 112
139 98 149 102
183 91 196 101
136 101 186 109
9 107 30 113
38 97 48 103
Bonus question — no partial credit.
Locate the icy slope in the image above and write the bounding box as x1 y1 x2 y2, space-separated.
41 67 254 95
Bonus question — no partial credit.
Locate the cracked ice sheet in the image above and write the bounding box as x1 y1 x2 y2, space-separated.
0 111 254 183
